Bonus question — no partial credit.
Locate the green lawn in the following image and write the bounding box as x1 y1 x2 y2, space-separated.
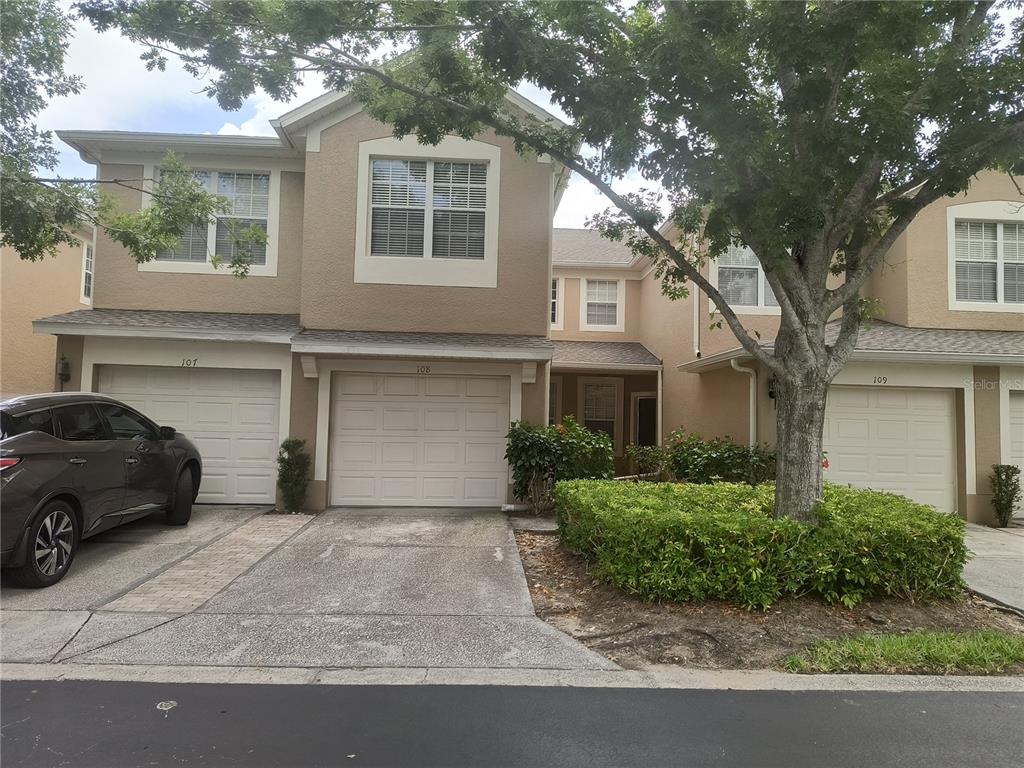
784 631 1024 675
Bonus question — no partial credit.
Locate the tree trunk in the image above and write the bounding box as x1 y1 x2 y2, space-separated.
773 372 829 523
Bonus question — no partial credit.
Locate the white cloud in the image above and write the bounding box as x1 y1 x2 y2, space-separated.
216 78 327 137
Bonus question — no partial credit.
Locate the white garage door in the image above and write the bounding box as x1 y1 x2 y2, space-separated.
824 385 956 511
98 365 280 504
330 372 510 507
1010 392 1024 513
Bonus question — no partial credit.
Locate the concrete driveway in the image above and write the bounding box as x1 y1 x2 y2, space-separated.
964 523 1024 612
1 507 612 673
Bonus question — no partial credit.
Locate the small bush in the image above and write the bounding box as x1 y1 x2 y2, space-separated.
505 416 613 514
666 429 776 484
990 464 1022 527
276 438 311 514
555 480 967 609
784 631 1024 675
625 443 669 478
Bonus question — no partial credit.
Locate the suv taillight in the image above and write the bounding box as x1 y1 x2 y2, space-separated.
0 457 22 471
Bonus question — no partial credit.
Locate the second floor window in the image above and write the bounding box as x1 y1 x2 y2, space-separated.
370 158 488 260
717 245 779 308
551 279 559 323
954 220 1023 304
157 169 270 266
82 244 93 300
585 279 619 326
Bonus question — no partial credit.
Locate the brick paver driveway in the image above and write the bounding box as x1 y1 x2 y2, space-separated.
1 507 612 672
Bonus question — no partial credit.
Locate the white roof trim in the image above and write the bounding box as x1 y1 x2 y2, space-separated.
32 321 294 346
56 130 300 165
291 339 552 362
551 361 662 372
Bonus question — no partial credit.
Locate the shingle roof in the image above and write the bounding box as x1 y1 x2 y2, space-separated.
552 340 661 367
683 319 1023 372
295 329 553 349
35 308 301 336
293 329 553 360
819 320 1024 357
552 228 636 266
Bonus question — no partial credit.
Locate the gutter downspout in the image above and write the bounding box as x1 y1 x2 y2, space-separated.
730 359 757 447
657 367 664 446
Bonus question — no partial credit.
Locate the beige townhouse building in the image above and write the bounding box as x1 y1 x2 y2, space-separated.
34 87 1023 521
2 233 95 399
550 171 1023 523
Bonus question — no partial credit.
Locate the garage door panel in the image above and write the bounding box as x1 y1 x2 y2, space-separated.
99 365 280 504
1010 392 1024 512
423 442 459 465
384 376 419 396
425 377 461 396
330 372 509 507
825 385 955 511
424 408 459 431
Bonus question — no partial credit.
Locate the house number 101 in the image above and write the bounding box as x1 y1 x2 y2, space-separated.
181 358 198 367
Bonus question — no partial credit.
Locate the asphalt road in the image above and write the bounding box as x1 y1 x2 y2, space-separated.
1 680 1022 767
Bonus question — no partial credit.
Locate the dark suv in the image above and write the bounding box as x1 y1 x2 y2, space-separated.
1 393 202 587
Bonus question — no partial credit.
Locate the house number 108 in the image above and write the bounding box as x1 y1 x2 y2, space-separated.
416 365 431 374
181 358 198 367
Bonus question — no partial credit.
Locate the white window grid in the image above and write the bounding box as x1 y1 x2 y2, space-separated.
718 244 778 308
551 278 559 323
156 168 269 266
82 244 93 299
583 382 618 438
586 279 619 326
954 220 1023 305
369 157 488 260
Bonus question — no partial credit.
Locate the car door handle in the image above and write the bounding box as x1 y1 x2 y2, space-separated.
69 457 87 465
125 456 139 465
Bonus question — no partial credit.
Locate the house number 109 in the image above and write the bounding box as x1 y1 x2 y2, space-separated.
181 358 198 367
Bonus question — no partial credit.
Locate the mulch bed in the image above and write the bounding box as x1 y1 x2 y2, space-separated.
515 531 1024 671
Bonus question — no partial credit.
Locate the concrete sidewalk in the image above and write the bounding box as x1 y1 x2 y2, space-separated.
964 523 1024 612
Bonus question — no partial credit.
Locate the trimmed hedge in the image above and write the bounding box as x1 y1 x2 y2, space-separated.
666 429 776 484
555 480 967 609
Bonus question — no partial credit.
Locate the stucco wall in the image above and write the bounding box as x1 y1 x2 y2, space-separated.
91 164 304 314
299 111 553 335
904 171 1023 331
865 231 910 326
969 366 1003 524
1 243 87 398
551 275 644 341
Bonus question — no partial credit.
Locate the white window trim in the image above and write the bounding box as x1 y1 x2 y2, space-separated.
708 259 781 316
550 276 564 331
577 375 624 455
630 391 657 445
946 201 1024 314
354 135 501 288
139 161 281 277
579 278 626 332
79 233 96 306
549 375 563 425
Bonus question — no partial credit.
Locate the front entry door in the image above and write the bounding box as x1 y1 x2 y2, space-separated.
635 396 657 446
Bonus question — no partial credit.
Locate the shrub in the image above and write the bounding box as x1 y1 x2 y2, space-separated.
624 443 669 478
505 416 613 514
276 438 311 514
554 480 967 609
666 429 776 484
990 464 1022 527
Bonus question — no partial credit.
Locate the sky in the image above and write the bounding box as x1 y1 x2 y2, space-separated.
40 13 663 229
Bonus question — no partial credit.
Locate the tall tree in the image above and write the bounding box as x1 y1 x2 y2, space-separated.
78 0 1024 521
0 0 265 275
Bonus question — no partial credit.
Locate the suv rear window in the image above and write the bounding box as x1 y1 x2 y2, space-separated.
1 409 56 439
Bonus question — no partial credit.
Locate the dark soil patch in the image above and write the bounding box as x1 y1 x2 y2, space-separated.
515 532 1024 671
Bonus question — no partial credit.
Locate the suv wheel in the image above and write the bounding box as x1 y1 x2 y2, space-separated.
166 470 193 526
9 501 79 588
